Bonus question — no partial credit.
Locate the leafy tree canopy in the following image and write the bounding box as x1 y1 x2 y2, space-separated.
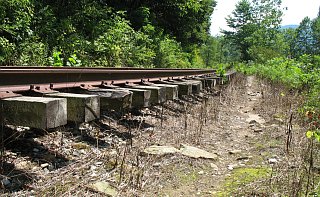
223 0 283 62
107 0 216 46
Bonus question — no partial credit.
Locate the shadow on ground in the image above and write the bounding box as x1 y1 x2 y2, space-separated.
0 161 35 193
3 127 69 169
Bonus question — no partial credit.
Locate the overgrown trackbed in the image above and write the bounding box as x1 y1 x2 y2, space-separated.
1 74 310 196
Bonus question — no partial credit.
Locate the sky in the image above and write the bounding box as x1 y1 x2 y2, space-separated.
210 0 320 36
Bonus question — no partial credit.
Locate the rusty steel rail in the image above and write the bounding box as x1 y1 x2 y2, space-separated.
0 67 215 93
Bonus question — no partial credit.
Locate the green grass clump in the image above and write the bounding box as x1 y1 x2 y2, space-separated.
216 167 271 196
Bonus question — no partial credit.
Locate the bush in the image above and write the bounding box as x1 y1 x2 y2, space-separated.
0 37 15 65
93 15 156 67
15 37 48 66
154 37 191 68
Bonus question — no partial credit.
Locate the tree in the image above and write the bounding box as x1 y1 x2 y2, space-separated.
223 0 254 61
312 16 320 55
199 36 240 66
108 0 217 47
223 0 283 62
200 36 221 66
282 28 298 58
295 17 314 56
0 0 33 42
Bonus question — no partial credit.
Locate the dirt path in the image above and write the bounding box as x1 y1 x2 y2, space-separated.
138 75 279 196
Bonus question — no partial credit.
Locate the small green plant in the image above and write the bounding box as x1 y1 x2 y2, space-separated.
306 130 320 142
216 63 226 77
49 51 64 67
67 54 82 67
305 111 320 142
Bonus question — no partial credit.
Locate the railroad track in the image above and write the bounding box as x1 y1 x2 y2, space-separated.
0 67 236 130
0 67 215 93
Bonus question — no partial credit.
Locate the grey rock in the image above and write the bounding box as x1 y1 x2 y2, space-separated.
268 158 278 164
249 120 258 125
90 165 97 170
89 181 117 196
198 170 204 175
2 178 11 186
228 150 242 154
16 161 30 169
142 144 217 160
210 163 219 171
237 156 250 160
152 162 161 167
72 151 80 157
48 164 54 171
179 144 217 160
40 163 49 168
227 165 234 170
43 168 50 174
247 114 265 124
17 127 25 132
80 149 87 154
141 145 179 156
253 128 263 132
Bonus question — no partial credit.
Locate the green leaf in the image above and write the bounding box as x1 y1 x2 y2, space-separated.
314 131 320 142
306 130 314 139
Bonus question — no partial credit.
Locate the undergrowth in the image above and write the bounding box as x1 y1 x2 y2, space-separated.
236 56 320 195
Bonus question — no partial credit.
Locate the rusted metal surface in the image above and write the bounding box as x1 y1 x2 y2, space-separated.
22 85 59 97
0 67 215 94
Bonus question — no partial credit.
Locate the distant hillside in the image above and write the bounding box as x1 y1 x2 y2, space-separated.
281 25 299 29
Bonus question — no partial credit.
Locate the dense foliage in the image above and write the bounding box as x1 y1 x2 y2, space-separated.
0 0 216 67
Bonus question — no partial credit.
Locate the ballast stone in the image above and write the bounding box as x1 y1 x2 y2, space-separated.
45 93 100 122
1 96 67 129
